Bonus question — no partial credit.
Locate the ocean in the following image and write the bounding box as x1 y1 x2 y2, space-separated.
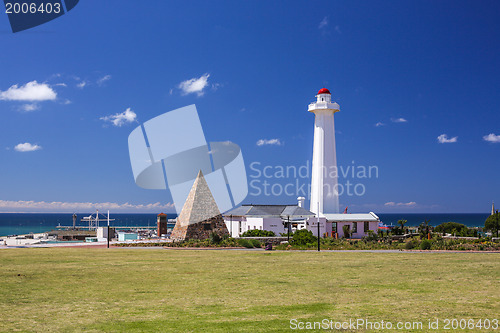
0 212 490 237
0 213 177 237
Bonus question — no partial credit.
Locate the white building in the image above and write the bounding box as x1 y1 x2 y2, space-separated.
307 212 380 239
309 88 340 215
306 88 380 238
224 201 315 238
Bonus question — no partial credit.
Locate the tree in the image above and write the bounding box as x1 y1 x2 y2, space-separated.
397 220 408 234
434 222 467 235
419 219 431 239
485 211 500 238
342 225 351 239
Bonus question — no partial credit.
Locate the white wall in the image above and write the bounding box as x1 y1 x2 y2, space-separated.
335 221 378 239
306 217 328 237
223 216 286 237
223 216 245 238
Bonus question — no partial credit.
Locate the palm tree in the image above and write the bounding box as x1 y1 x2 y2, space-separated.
397 219 408 235
342 225 351 239
419 219 431 239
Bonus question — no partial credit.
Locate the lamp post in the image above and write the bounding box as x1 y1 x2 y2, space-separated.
107 210 110 249
317 202 320 252
287 215 290 242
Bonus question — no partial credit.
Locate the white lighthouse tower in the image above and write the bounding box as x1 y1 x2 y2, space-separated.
309 88 340 216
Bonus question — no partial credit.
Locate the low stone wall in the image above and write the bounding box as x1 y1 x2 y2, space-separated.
240 237 288 245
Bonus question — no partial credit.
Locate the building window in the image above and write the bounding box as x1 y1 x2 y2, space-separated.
332 222 337 233
352 222 358 233
364 222 369 232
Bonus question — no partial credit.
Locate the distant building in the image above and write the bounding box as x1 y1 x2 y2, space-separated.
157 213 168 237
118 232 138 241
224 199 315 237
97 227 115 241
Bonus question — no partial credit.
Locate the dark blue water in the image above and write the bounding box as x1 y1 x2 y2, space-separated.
377 213 489 228
0 213 489 237
0 213 177 237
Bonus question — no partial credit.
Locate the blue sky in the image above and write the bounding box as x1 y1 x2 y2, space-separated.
0 0 499 213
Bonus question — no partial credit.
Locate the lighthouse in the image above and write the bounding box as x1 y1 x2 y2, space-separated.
309 88 340 215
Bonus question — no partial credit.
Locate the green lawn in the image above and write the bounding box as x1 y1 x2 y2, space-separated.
0 248 498 332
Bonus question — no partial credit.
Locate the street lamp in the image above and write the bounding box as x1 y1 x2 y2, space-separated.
287 215 290 242
317 203 320 252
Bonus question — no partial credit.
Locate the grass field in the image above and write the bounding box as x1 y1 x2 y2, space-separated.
0 248 499 332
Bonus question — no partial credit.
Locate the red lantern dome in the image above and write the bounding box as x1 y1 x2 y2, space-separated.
317 88 331 95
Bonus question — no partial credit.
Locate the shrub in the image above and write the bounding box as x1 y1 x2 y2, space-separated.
405 240 417 250
241 229 276 237
292 229 317 246
363 230 378 241
237 238 254 248
209 232 221 244
249 239 262 248
420 239 431 250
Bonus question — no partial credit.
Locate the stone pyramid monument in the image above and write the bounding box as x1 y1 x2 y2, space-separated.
170 170 229 241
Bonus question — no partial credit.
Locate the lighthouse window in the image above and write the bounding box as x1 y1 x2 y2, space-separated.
321 98 324 101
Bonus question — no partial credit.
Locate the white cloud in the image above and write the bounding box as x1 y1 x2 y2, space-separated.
20 103 39 112
178 73 210 96
256 138 283 146
0 81 57 101
14 142 42 152
0 199 175 213
97 75 111 86
483 133 500 143
54 83 67 87
384 201 417 207
437 134 458 143
319 17 328 29
375 122 385 127
100 108 137 127
391 117 408 123
76 81 87 89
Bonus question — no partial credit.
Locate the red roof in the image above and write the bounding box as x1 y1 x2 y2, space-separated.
157 213 167 216
317 88 331 95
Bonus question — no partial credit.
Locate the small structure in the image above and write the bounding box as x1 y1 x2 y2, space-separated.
224 199 315 237
97 227 115 241
306 212 380 238
118 232 138 241
157 213 168 237
170 170 229 241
